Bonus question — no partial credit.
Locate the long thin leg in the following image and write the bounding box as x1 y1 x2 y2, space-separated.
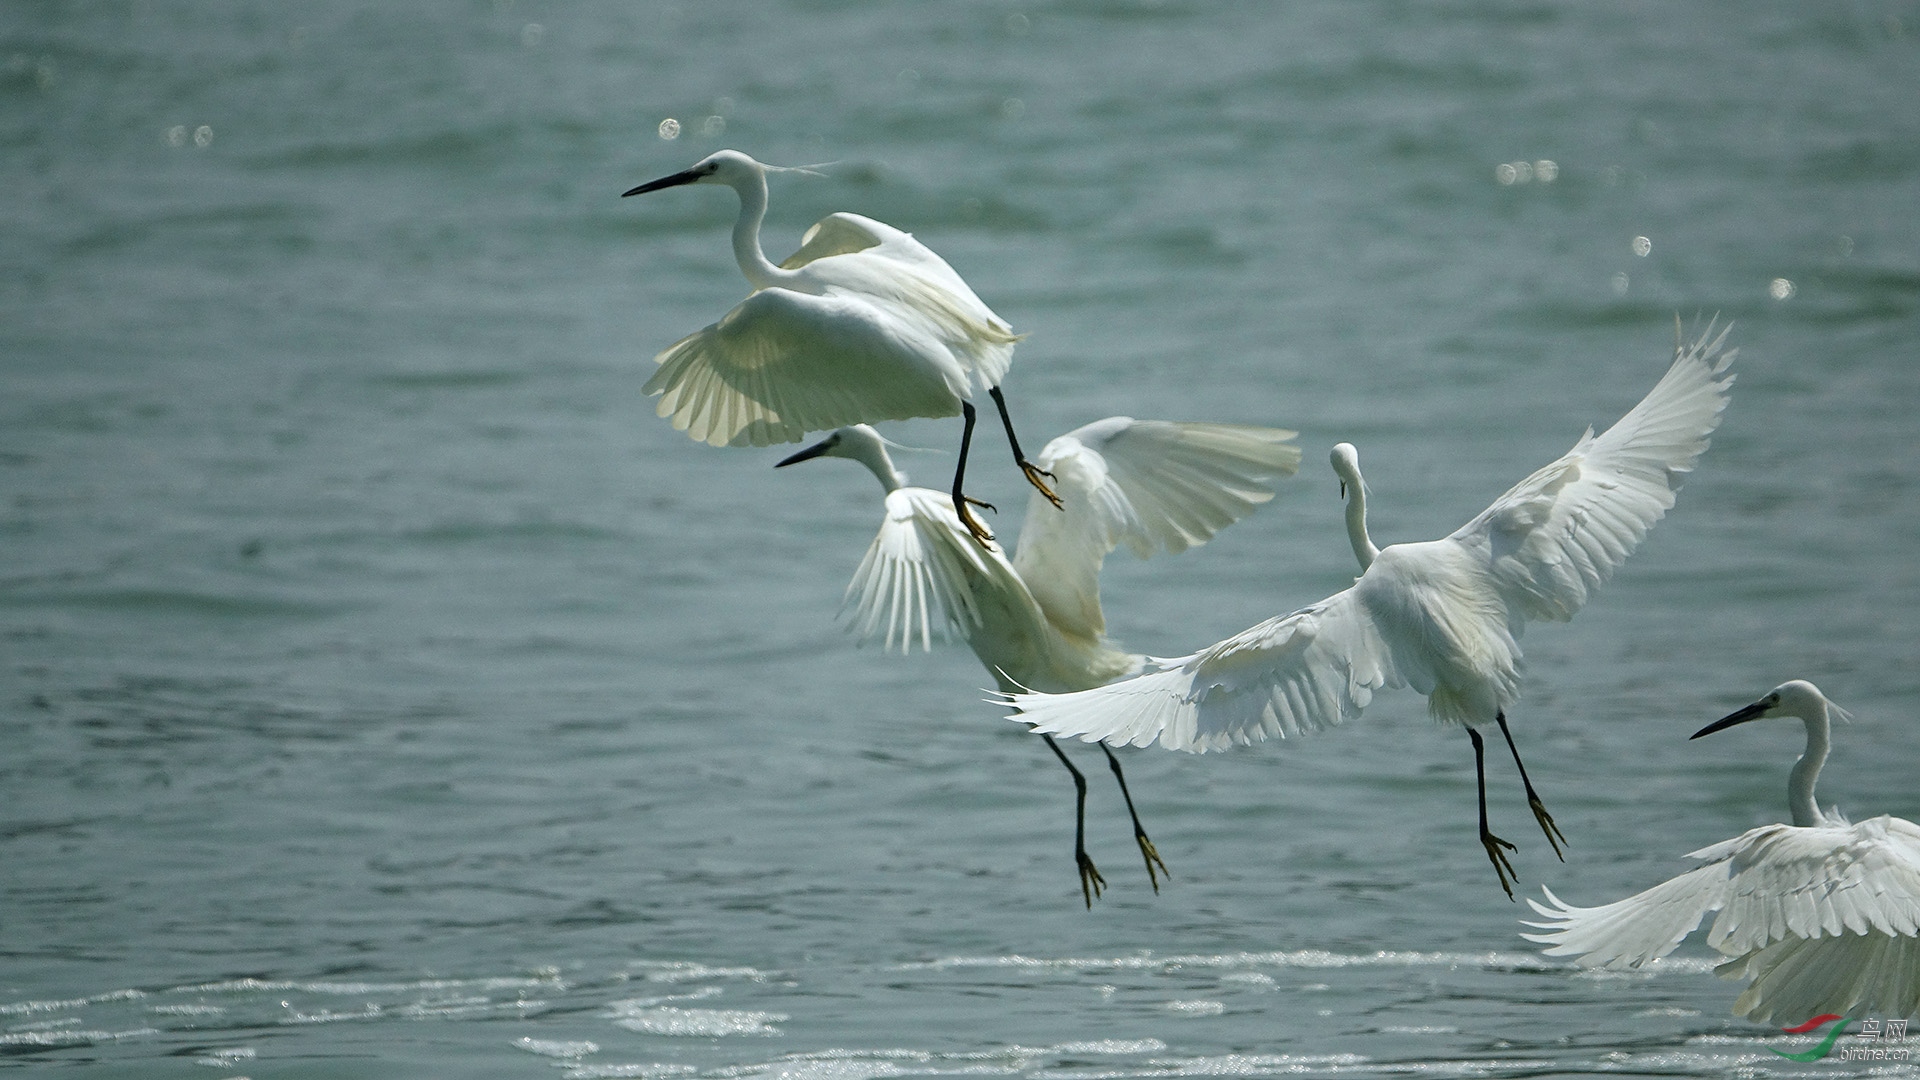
1100 743 1169 892
988 386 1063 510
1041 734 1105 908
1495 712 1566 860
1469 727 1518 901
951 402 996 546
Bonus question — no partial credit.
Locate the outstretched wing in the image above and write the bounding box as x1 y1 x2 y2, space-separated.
1012 418 1301 640
841 487 1013 653
778 212 891 269
1719 925 1920 1024
1452 321 1736 623
794 212 1022 391
645 287 966 447
1004 587 1402 753
1693 816 1920 955
1522 871 1734 970
1522 816 1920 978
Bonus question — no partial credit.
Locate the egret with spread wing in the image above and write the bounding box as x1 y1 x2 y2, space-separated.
625 149 1057 545
778 418 1301 905
1004 323 1736 899
1523 680 1920 1023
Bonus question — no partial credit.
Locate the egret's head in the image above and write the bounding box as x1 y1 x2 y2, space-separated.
1692 679 1843 739
1330 442 1363 498
775 424 904 484
622 149 764 197
776 425 907 493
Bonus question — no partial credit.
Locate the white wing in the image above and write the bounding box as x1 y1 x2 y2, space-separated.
648 213 1020 448
1006 587 1403 753
1522 872 1736 970
841 487 1013 653
1693 816 1920 954
1011 418 1301 640
644 287 970 448
778 212 890 269
804 218 1021 391
1522 816 1920 980
1720 926 1920 1023
1451 321 1736 623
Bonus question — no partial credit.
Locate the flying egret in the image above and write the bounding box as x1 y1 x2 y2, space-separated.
624 148 1059 545
777 418 1302 906
1003 322 1737 899
1523 681 1920 1023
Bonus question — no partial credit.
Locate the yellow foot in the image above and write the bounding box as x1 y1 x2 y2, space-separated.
1077 851 1107 909
1481 829 1519 901
957 497 996 547
1530 795 1568 861
1022 461 1064 510
1136 834 1170 894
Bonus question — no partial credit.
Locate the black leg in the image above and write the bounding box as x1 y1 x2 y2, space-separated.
1041 734 1105 908
1100 743 1169 892
1495 712 1566 860
950 402 995 545
988 386 1063 510
1469 727 1518 900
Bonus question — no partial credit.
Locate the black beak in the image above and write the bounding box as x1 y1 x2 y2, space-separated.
622 169 701 197
776 438 835 468
1691 699 1770 740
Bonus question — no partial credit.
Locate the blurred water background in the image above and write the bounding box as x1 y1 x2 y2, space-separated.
4 1 1920 1076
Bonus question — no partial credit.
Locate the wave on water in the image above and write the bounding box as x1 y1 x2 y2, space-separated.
899 948 1549 974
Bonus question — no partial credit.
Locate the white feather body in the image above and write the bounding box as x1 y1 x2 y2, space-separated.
648 212 1018 448
1008 324 1736 751
828 419 1300 694
1523 815 1920 1022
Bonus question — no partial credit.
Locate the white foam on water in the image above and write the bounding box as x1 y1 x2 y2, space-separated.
1051 1040 1168 1055
628 961 775 984
562 1067 699 1080
1163 1000 1227 1016
609 1005 787 1037
175 975 562 996
0 1027 160 1047
514 1036 600 1058
905 950 1542 975
192 1046 257 1066
0 989 147 1016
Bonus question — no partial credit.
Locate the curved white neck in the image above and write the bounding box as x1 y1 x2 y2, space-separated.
1342 475 1379 571
726 170 795 291
1788 708 1830 828
850 439 906 494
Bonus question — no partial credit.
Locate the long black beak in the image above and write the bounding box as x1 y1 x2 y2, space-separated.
776 437 836 468
1691 700 1769 740
622 169 701 197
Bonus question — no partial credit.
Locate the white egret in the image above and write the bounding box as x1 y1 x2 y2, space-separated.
1523 681 1920 1023
624 149 1059 545
777 418 1301 905
1004 323 1737 899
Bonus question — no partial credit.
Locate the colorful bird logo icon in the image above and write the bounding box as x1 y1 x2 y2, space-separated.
1771 1015 1850 1061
